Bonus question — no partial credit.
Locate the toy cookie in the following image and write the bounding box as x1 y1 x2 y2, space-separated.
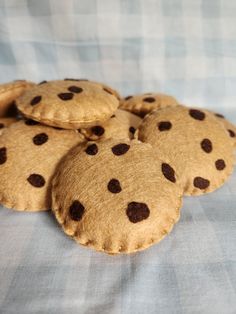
138 105 235 195
52 139 182 255
0 80 34 117
80 109 142 140
16 80 120 129
0 117 18 135
119 93 178 117
0 120 85 211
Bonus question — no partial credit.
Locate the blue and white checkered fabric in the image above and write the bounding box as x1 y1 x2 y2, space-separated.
0 1 236 313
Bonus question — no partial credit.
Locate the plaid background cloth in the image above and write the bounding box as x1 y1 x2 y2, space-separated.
0 1 236 313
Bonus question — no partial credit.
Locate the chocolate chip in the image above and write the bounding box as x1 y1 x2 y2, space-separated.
215 113 224 119
103 87 114 95
139 110 147 118
33 133 48 145
58 93 74 101
162 163 176 183
107 179 122 193
64 78 88 81
228 129 235 138
85 143 98 155
215 159 226 170
124 95 133 100
91 126 105 136
69 200 85 221
111 115 116 118
68 86 83 93
25 119 39 126
112 143 130 156
0 147 7 164
27 174 45 187
0 123 4 129
129 126 136 134
31 96 42 106
158 121 172 131
143 97 156 103
38 80 47 85
189 109 205 121
126 202 150 223
193 177 210 189
201 138 212 153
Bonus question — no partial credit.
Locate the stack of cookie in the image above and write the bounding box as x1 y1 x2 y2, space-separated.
0 79 235 255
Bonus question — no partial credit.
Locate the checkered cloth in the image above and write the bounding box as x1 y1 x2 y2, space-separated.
0 1 236 313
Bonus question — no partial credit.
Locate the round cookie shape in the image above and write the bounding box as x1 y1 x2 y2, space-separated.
80 109 142 140
16 80 120 129
138 105 235 195
0 117 18 135
0 120 85 211
119 93 178 118
0 80 35 117
52 139 182 255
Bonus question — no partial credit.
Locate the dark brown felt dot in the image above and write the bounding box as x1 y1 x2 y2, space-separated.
215 159 226 170
103 87 114 95
91 126 105 136
69 200 85 221
215 113 224 119
189 109 205 121
68 86 83 93
193 177 210 190
27 174 45 187
64 78 88 81
25 119 39 126
85 143 98 155
143 97 156 103
38 80 47 85
0 147 7 164
33 133 48 145
58 93 74 100
228 129 235 138
31 95 42 106
112 143 130 156
129 126 136 134
158 121 172 131
201 138 213 153
0 123 4 129
124 95 133 100
162 163 176 183
126 202 150 223
107 179 122 193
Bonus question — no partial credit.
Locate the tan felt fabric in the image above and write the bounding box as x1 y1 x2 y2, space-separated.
16 80 120 129
63 78 121 100
0 80 35 117
0 120 85 211
52 139 182 255
80 109 142 140
138 105 235 196
0 118 18 135
119 93 178 118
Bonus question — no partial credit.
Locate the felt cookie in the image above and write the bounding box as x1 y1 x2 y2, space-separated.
0 80 35 117
80 109 142 140
0 117 18 135
119 93 178 117
0 120 85 211
16 80 120 129
52 139 182 255
138 105 235 195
